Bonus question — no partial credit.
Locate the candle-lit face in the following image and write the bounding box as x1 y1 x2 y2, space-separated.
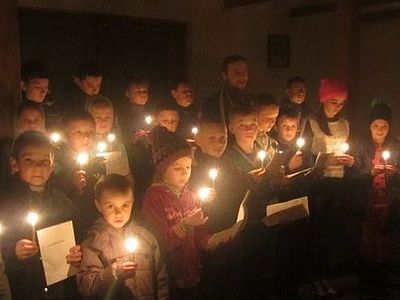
370 119 389 144
16 108 46 135
126 83 149 106
323 98 346 118
66 119 96 153
76 76 102 96
287 82 306 105
90 106 114 136
195 123 227 158
257 105 279 133
172 82 194 108
22 78 49 103
162 156 192 192
223 60 249 91
229 113 258 146
95 190 133 229
277 117 299 143
155 110 179 133
11 145 53 187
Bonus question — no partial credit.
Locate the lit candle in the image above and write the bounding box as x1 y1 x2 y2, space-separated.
107 133 116 143
124 237 139 262
50 132 61 144
257 150 267 167
26 212 38 243
76 152 89 167
340 143 349 154
198 187 211 202
145 115 153 125
191 127 199 136
382 150 390 165
96 141 108 156
208 168 218 188
296 137 305 150
0 223 3 235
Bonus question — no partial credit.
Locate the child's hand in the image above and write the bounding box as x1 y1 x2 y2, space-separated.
248 168 266 183
182 209 208 227
15 239 38 260
112 261 137 280
66 245 82 268
385 164 396 176
72 170 87 194
371 164 385 176
288 152 303 171
132 130 149 143
334 154 355 166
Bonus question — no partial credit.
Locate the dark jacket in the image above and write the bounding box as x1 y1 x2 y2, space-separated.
173 103 198 140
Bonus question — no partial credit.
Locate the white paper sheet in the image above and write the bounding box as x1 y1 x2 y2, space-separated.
264 196 309 227
37 221 76 286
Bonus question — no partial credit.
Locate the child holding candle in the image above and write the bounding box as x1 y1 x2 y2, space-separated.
77 174 169 299
354 102 400 298
0 131 77 300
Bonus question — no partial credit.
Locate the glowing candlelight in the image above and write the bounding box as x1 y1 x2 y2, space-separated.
145 115 153 125
209 168 218 188
50 132 61 144
198 187 212 202
125 237 139 253
107 133 116 143
26 212 38 243
296 137 305 149
340 143 349 154
191 127 199 135
258 150 267 167
0 223 2 235
96 141 108 155
382 150 390 164
76 152 89 167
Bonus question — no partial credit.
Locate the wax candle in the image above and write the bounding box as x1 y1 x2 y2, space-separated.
257 150 267 167
26 212 39 243
208 168 218 188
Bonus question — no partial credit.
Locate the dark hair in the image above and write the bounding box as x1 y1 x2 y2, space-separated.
276 106 300 124
87 95 114 111
126 76 150 89
61 110 95 130
221 55 247 73
95 174 133 201
286 76 306 89
199 117 226 131
154 101 179 115
254 93 279 110
76 62 102 80
11 131 53 159
171 78 191 91
228 104 257 125
314 105 344 136
21 61 49 82
16 101 45 120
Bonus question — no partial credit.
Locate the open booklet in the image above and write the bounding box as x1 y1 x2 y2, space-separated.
285 152 335 179
263 196 309 227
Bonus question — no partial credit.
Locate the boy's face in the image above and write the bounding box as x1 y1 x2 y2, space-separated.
277 117 299 143
17 109 45 134
229 113 258 146
370 119 389 142
22 78 49 102
162 156 192 191
171 83 193 108
287 82 306 105
195 123 227 158
89 106 114 136
126 83 149 106
223 61 249 91
11 145 53 187
96 190 133 229
75 76 102 96
258 105 279 133
66 119 96 153
156 110 179 133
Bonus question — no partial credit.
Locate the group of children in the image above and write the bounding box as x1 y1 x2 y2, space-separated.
0 55 399 300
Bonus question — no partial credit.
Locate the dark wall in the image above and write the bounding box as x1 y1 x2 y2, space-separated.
19 8 188 107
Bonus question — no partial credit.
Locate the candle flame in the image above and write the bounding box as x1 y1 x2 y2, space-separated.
107 133 116 143
124 237 139 253
257 150 267 162
50 132 61 144
27 212 38 227
77 152 89 166
340 143 349 153
382 150 390 161
198 187 211 202
191 127 199 135
209 168 218 181
296 138 305 149
97 142 108 154
145 115 153 125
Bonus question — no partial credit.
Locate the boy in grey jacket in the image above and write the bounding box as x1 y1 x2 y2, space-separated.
77 174 168 299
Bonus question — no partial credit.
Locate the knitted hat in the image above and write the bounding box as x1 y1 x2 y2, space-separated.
369 102 392 125
319 78 348 103
149 126 193 173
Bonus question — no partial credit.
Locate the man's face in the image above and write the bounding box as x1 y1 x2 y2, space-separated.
162 156 192 191
126 84 149 106
66 120 96 153
96 190 133 229
258 105 279 133
195 123 227 158
76 76 102 96
89 107 114 136
17 109 45 134
223 60 249 90
229 113 258 146
171 83 194 108
287 82 306 105
22 78 49 102
156 110 179 133
277 117 299 143
11 145 53 187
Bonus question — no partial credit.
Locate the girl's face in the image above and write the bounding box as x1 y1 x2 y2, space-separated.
370 119 389 144
323 98 346 118
162 156 192 192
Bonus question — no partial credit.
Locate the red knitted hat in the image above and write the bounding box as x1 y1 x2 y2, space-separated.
319 78 348 103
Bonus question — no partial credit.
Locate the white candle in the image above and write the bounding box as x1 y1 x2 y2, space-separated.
382 150 390 164
208 168 218 188
76 152 89 167
340 143 349 154
198 187 211 202
124 237 139 262
107 133 116 143
296 137 305 149
0 223 3 235
26 212 39 243
191 127 199 136
257 150 267 167
50 132 61 144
